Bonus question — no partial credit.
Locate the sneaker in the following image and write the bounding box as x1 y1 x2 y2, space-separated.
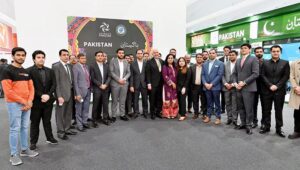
46 138 58 145
20 149 39 157
10 154 23 166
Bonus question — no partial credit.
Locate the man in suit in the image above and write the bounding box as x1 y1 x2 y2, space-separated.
260 45 290 137
202 49 224 125
125 54 134 117
90 51 111 127
233 44 259 135
72 53 91 132
109 48 131 121
130 49 148 119
52 49 77 140
184 54 193 114
219 46 231 114
146 49 164 119
222 50 238 128
191 53 207 119
28 50 58 150
253 47 265 129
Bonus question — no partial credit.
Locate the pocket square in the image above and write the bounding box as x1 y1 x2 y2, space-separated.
215 65 219 67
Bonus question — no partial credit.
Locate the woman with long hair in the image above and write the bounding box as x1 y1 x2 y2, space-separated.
162 54 178 119
176 57 191 121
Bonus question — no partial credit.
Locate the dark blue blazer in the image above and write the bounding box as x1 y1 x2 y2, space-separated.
201 59 224 91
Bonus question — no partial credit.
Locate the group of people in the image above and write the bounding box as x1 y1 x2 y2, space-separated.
2 44 300 166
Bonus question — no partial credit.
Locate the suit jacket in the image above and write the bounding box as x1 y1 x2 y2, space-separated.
233 55 259 92
72 63 90 97
109 58 131 87
52 61 74 101
130 60 147 89
261 58 290 95
222 61 237 91
190 64 202 87
27 65 56 105
256 58 264 93
289 60 300 109
90 62 111 93
145 58 164 88
219 56 228 63
201 59 224 91
177 68 191 92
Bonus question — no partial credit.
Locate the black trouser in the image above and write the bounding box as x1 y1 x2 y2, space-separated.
133 86 148 114
294 108 300 133
92 90 109 121
177 91 187 116
221 91 225 112
253 91 264 125
149 86 162 116
30 102 54 144
125 90 134 115
192 84 207 115
187 88 193 110
261 92 285 130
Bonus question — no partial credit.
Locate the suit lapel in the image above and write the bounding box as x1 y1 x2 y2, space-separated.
209 61 217 75
241 55 250 69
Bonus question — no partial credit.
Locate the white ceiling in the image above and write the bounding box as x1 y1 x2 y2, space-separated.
186 0 300 33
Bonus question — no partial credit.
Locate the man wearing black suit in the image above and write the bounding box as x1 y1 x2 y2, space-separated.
260 45 290 137
219 46 231 114
28 50 57 150
90 51 111 127
185 54 194 113
130 49 148 119
146 49 164 119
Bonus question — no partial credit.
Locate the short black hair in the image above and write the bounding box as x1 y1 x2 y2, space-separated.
270 45 282 53
240 43 251 49
202 50 208 54
136 49 143 54
95 50 103 56
59 49 69 56
12 47 26 56
116 48 125 53
77 53 86 59
223 46 231 50
124 54 130 58
254 47 264 53
229 50 238 56
0 58 7 63
195 53 203 58
32 50 46 60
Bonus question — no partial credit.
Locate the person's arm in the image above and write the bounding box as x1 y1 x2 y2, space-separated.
123 62 131 81
290 61 298 88
201 65 207 85
244 58 259 85
130 64 134 87
109 60 121 81
48 69 56 96
72 65 80 96
261 62 273 87
145 61 151 86
90 65 101 86
162 66 173 86
222 65 228 85
184 68 191 88
52 64 62 98
275 62 290 89
27 79 35 102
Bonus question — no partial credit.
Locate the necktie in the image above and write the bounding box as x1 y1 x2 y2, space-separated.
156 59 161 72
241 57 246 68
65 64 71 82
83 65 90 88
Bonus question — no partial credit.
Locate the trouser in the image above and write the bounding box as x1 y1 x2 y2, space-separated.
111 84 128 117
92 89 109 121
221 91 225 112
133 86 148 114
187 88 193 110
55 97 73 135
293 107 300 133
125 90 134 115
192 85 207 115
237 91 255 127
149 86 163 116
253 91 264 125
75 90 91 128
205 90 221 118
177 91 187 116
224 90 238 122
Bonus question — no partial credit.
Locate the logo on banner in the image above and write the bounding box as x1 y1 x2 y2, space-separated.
120 41 139 48
116 24 127 36
99 22 111 38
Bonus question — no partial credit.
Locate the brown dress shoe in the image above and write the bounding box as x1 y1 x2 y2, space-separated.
203 117 210 123
192 114 199 119
214 118 221 125
202 115 207 120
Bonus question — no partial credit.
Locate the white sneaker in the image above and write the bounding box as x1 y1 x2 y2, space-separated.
20 149 39 157
10 154 23 166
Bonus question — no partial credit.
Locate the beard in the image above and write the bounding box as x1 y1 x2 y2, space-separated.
256 54 263 59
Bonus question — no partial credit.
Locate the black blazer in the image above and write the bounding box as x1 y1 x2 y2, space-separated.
145 58 164 88
177 68 191 92
90 62 111 93
27 65 56 105
261 58 290 95
130 60 147 89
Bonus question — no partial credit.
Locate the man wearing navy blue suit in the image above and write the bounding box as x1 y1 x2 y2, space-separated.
201 49 224 125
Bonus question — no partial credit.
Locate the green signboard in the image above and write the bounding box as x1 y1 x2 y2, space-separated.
218 24 250 44
258 11 300 37
191 33 210 47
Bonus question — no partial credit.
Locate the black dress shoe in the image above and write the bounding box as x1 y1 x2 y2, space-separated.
70 125 76 129
259 128 270 134
276 130 286 138
65 130 77 135
246 127 253 135
151 115 156 120
156 114 162 119
252 123 258 128
83 124 91 129
236 125 246 130
132 113 139 119
288 132 300 139
233 122 239 129
102 119 111 126
110 117 116 123
77 127 86 132
30 144 37 150
57 134 68 140
92 122 99 128
142 113 148 119
260 124 265 130
226 119 232 125
46 138 58 145
120 116 129 121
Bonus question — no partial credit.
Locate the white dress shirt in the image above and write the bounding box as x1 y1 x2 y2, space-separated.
137 60 143 73
97 62 104 84
118 59 124 80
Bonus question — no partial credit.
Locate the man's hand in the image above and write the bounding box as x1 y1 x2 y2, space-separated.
147 84 152 91
130 87 134 93
225 83 232 90
181 87 186 95
172 83 176 90
58 97 64 106
238 81 246 87
41 94 50 103
22 101 33 111
76 95 82 102
100 84 107 90
270 85 278 91
119 79 126 85
294 86 300 95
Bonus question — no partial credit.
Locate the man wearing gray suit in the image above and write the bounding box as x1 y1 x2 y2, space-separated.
222 50 238 128
52 49 77 140
233 44 259 135
109 48 131 121
72 53 91 132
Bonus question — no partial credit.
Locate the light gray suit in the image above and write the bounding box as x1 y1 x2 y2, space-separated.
222 61 238 122
52 61 74 135
233 55 259 126
109 58 131 117
73 63 91 128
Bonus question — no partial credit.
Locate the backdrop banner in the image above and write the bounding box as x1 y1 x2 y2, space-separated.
67 16 153 65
